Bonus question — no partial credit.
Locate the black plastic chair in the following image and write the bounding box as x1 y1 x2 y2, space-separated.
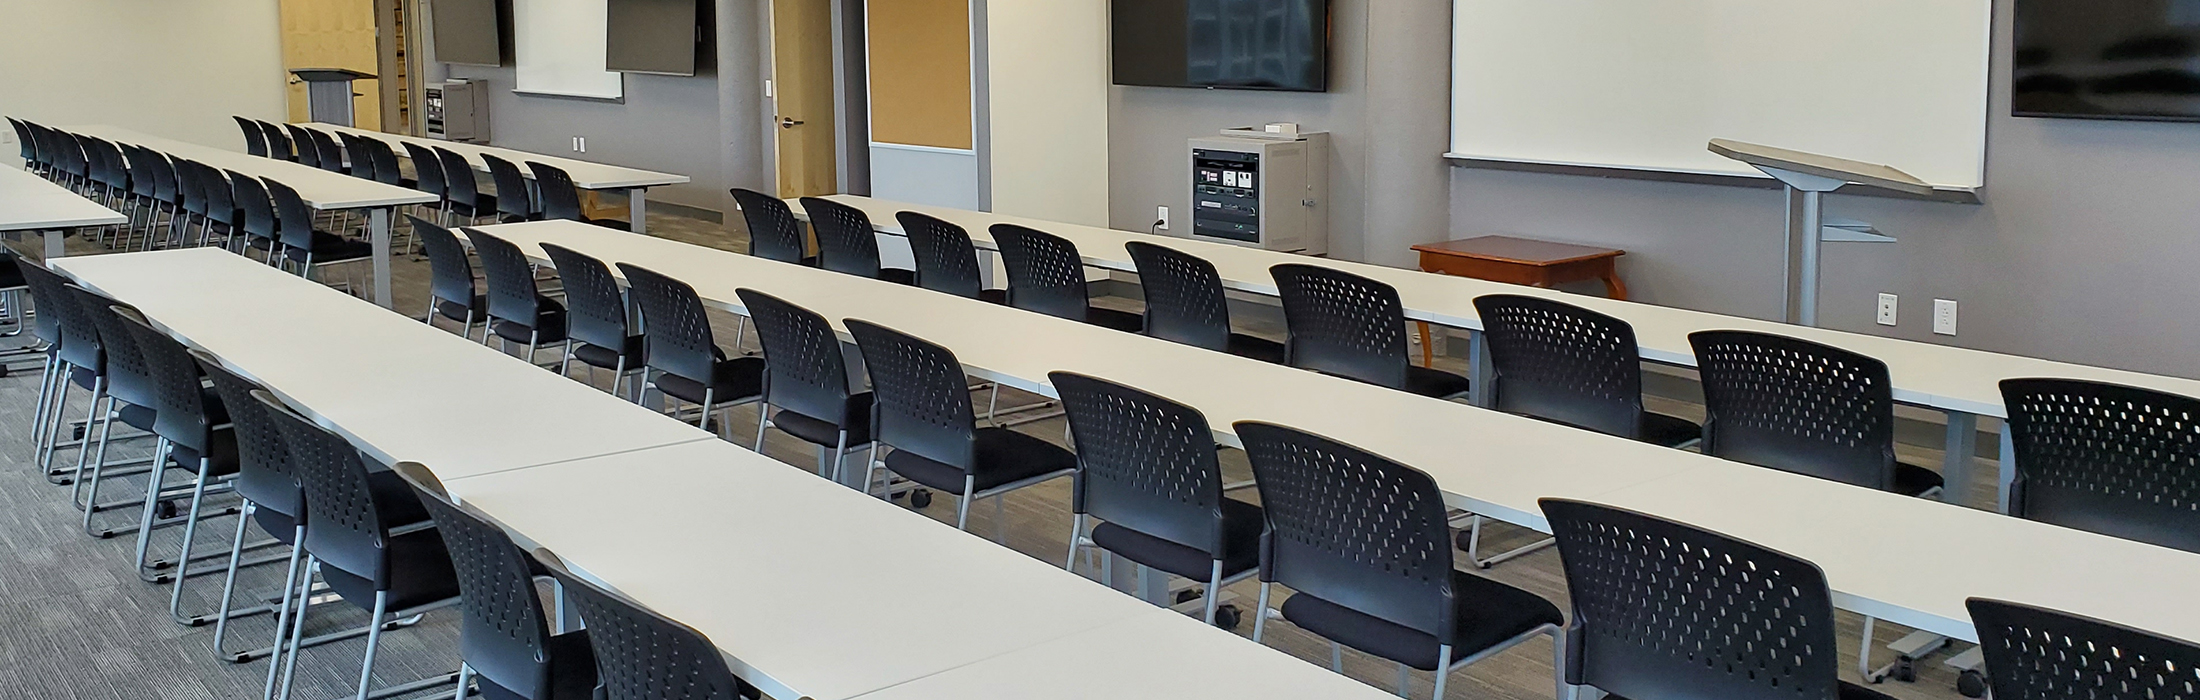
412 216 488 339
2000 378 2200 553
849 319 1075 534
737 289 873 479
141 147 183 248
529 161 625 229
1270 263 1471 399
394 464 600 700
231 173 282 261
259 120 294 161
541 243 647 398
1967 597 2200 700
118 310 245 624
1475 294 1699 445
990 224 1143 332
1541 498 1897 700
897 211 1005 303
18 259 102 479
464 228 568 364
1238 421 1561 700
235 116 269 157
1053 371 1257 627
307 128 346 174
199 165 242 249
401 142 450 224
618 263 765 435
267 179 375 288
800 196 913 284
364 138 407 187
529 547 755 700
118 144 165 247
284 125 322 170
66 286 165 538
1689 330 1941 497
440 147 498 224
190 349 310 662
256 389 460 700
731 188 817 266
1125 241 1283 362
483 154 536 222
169 159 212 247
9 117 38 171
336 132 376 181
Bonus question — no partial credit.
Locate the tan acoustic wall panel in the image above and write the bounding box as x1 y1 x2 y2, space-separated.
281 0 383 130
866 0 973 151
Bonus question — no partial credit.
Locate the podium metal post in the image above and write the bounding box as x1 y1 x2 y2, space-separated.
290 68 377 127
1709 139 1931 327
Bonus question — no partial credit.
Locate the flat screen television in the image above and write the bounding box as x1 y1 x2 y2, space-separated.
2013 0 2200 121
1112 0 1331 92
608 0 701 76
429 0 503 67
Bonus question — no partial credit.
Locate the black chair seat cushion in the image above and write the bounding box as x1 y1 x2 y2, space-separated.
117 387 232 433
316 527 461 612
1225 334 1287 364
879 268 917 286
0 262 26 289
476 630 600 700
448 194 497 218
166 427 241 478
570 333 648 371
883 427 1076 493
654 356 767 406
1084 307 1145 333
1639 411 1703 448
250 507 299 545
1280 569 1561 671
65 363 98 391
1090 497 1263 581
283 230 374 264
583 217 628 230
1609 687 1894 700
488 299 568 345
978 289 1008 305
1895 461 1944 497
436 295 488 323
771 392 874 448
1404 366 1472 400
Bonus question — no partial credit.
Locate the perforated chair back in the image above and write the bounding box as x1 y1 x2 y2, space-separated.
462 228 546 327
67 285 151 406
736 289 851 425
530 548 750 700
265 179 320 252
401 142 448 199
283 125 321 169
84 137 130 192
847 319 978 471
1474 294 1646 438
437 147 479 208
1967 597 2200 700
231 172 279 244
8 118 34 164
732 188 810 264
1540 498 1844 700
175 159 210 220
256 390 392 583
1125 241 1233 351
1270 263 1412 389
2000 378 2200 553
16 258 82 356
527 162 586 222
413 217 477 311
10 254 62 345
143 148 178 204
1689 330 1898 491
1237 421 1456 640
618 263 720 385
123 145 160 199
365 139 404 186
308 129 345 173
992 224 1094 321
194 350 298 517
118 310 221 455
1053 372 1227 553
234 116 268 157
394 464 559 700
541 243 632 355
483 154 533 220
800 196 886 279
336 132 373 179
200 166 236 228
52 130 89 183
898 211 985 298
258 121 293 161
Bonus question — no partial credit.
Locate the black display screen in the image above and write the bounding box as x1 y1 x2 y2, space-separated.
1112 0 1331 92
2013 0 2200 120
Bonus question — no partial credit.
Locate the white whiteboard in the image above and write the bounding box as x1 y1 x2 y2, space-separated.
1449 0 1990 189
514 0 624 100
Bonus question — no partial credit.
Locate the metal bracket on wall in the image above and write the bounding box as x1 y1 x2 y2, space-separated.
1822 217 1895 243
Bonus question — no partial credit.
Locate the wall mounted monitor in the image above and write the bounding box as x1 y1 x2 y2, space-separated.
608 0 701 76
1112 0 1332 92
430 0 504 67
2014 0 2200 121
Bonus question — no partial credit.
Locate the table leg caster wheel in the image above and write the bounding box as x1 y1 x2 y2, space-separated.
1957 670 1987 698
155 499 180 520
909 489 932 509
1893 658 1916 683
1176 588 1203 605
1213 605 1241 631
73 424 86 441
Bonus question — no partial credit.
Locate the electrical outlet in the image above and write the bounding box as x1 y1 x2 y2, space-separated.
1933 299 1958 336
575 136 587 153
1156 205 1170 231
764 79 774 98
1876 293 1898 326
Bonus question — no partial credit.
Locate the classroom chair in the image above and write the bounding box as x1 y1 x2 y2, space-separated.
190 349 321 663
364 138 407 187
618 263 766 437
400 142 450 225
230 173 282 261
266 179 374 290
8 117 38 169
529 161 624 229
1053 371 1258 627
117 144 166 248
1690 330 1941 497
541 243 648 399
66 287 169 540
257 120 293 161
118 310 246 624
306 128 345 175
2000 378 2200 553
483 154 536 222
394 464 602 700
736 289 874 480
1474 294 1701 446
439 147 498 224
198 164 242 249
731 187 818 266
897 211 1004 303
1238 421 1561 700
283 125 321 169
413 217 488 339
849 319 1075 534
1270 263 1472 400
234 116 268 157
16 259 102 480
168 159 212 247
1125 241 1285 363
800 196 914 284
991 224 1145 333
465 228 569 365
1966 597 2200 700
530 547 757 699
1540 498 1896 700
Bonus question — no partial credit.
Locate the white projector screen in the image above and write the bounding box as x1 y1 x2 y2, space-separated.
514 0 625 100
1449 0 1990 190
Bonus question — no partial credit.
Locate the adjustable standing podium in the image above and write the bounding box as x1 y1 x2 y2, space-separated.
291 68 376 127
1708 139 1932 327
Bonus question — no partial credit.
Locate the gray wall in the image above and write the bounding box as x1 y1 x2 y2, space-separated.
444 65 728 211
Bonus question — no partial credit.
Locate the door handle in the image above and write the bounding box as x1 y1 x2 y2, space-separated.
780 117 804 129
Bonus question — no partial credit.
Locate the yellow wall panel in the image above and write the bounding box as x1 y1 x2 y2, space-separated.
866 0 972 150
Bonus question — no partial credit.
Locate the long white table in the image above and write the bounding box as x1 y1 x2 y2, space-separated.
476 218 2200 648
296 122 689 234
61 125 436 309
1 164 126 258
50 248 711 479
791 195 2200 513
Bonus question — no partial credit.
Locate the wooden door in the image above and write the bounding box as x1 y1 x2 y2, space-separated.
773 0 838 198
280 0 382 130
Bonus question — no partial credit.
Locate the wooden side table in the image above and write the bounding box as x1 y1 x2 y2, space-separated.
1409 235 1629 365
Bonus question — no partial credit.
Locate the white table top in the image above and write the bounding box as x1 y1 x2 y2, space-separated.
478 219 2200 648
60 125 435 211
50 248 711 479
299 122 690 191
445 439 1163 700
0 165 125 231
795 195 2200 419
845 611 1401 700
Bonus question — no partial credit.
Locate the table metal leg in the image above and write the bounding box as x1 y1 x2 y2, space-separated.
1940 411 1978 508
1997 422 2016 514
44 229 64 261
628 188 648 234
1468 329 1495 408
1108 553 1173 605
368 208 393 309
